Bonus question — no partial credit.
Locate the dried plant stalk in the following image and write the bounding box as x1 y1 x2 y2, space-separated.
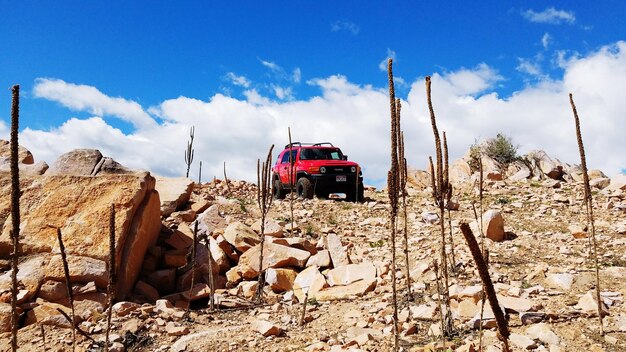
185 221 199 318
206 232 215 311
255 145 275 303
223 161 231 194
299 289 309 326
387 58 399 351
569 93 603 333
460 223 510 350
425 76 452 335
9 84 20 352
198 160 202 184
184 126 195 178
443 132 456 274
288 127 295 234
433 260 446 348
40 324 47 351
398 121 411 300
56 228 76 352
105 204 116 351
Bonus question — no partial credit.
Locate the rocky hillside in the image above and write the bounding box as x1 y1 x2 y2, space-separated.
1 142 625 352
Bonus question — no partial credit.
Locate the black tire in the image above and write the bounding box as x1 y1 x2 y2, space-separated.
296 177 314 199
273 178 286 200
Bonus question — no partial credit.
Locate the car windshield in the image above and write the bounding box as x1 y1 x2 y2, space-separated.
300 148 344 160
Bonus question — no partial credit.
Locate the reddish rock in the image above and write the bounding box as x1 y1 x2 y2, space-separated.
135 280 160 302
223 221 261 252
237 242 310 279
155 177 194 217
265 268 297 293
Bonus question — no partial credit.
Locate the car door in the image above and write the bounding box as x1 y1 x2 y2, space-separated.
279 149 297 185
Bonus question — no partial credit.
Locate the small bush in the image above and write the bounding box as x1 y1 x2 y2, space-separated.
484 133 518 165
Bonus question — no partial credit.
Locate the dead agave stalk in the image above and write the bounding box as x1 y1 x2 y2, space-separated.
387 58 400 351
299 289 309 326
443 132 457 274
56 228 76 352
198 160 202 184
184 126 195 178
425 76 452 336
206 231 215 311
9 84 20 352
255 144 275 304
569 93 604 333
288 127 295 235
433 259 446 348
223 161 232 195
460 223 510 351
40 324 47 351
398 108 412 301
185 221 199 318
105 204 116 351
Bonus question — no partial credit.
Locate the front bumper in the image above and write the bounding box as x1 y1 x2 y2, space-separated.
310 173 362 193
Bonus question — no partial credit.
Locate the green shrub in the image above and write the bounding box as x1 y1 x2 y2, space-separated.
484 133 518 165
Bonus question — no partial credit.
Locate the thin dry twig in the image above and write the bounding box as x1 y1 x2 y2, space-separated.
9 84 20 352
56 228 76 352
185 221 199 318
569 93 604 333
288 128 295 235
255 145 275 304
223 161 231 194
105 204 116 351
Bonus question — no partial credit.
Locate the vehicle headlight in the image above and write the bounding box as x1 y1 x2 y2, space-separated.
320 167 326 173
351 166 356 173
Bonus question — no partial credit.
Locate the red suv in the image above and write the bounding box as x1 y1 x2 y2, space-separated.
272 142 364 201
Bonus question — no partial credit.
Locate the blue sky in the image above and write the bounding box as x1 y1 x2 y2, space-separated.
1 1 625 184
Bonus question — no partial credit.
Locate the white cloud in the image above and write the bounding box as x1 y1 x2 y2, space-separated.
0 120 7 140
225 72 251 88
522 7 576 24
33 78 156 130
542 33 551 49
331 21 360 35
15 41 626 189
379 49 397 71
516 58 544 78
271 85 293 100
292 68 302 84
260 59 281 73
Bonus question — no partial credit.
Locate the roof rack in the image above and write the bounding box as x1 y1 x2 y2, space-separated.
284 142 335 149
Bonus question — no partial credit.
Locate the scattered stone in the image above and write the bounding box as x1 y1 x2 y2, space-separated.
306 249 332 268
526 323 560 346
421 211 439 224
326 233 350 267
252 219 284 237
223 222 261 252
237 242 311 279
568 224 587 239
576 291 609 316
481 210 505 242
253 319 282 337
166 322 190 336
546 273 574 291
510 333 538 350
326 262 376 287
293 266 328 302
265 268 297 293
155 177 194 217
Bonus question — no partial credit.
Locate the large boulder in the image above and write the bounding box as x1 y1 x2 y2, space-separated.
0 139 34 164
155 177 194 217
479 210 505 242
0 172 161 299
45 149 103 176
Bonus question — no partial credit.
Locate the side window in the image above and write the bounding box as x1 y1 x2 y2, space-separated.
281 152 290 164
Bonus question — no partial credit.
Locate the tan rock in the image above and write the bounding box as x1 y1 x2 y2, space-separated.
0 255 48 297
326 233 350 267
166 322 190 336
326 262 376 287
546 273 574 291
134 280 160 302
253 319 282 337
0 140 34 164
605 174 626 192
208 236 231 274
456 299 479 320
146 269 177 293
165 225 194 250
190 198 212 214
526 323 561 346
510 333 538 350
223 221 261 252
25 300 80 327
252 219 283 237
265 268 297 293
498 295 539 313
238 281 258 299
0 173 161 300
410 304 437 320
164 248 189 268
314 279 376 301
481 210 505 242
45 149 102 176
568 224 587 239
226 267 242 287
181 283 213 301
237 242 310 279
576 291 609 316
216 234 239 262
197 204 226 233
37 280 67 302
306 249 331 268
155 177 194 217
0 303 12 332
45 255 108 288
113 301 141 316
293 266 328 302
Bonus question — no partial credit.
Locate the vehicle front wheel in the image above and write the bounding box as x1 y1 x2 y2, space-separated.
296 177 314 199
273 179 286 199
346 183 365 202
